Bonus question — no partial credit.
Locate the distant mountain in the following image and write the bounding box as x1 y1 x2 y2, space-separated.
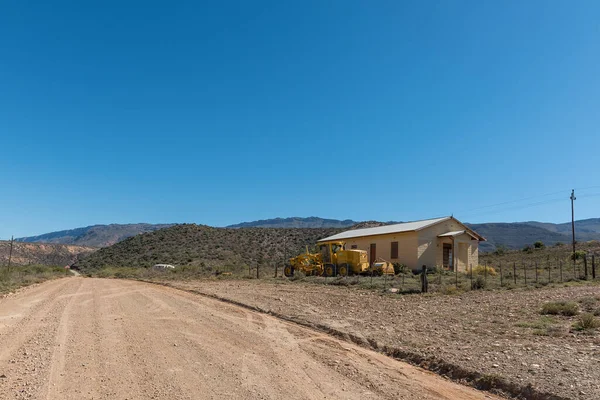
0 241 95 266
16 223 176 248
466 223 572 252
16 217 600 253
227 217 358 229
524 218 600 241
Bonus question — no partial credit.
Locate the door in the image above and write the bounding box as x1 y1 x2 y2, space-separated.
370 243 376 265
443 243 453 270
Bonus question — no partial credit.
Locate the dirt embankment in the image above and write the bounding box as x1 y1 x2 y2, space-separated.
0 278 497 400
160 279 600 400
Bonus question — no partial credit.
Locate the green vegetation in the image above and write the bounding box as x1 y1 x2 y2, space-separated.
78 224 341 273
541 301 579 316
0 265 70 294
573 313 600 331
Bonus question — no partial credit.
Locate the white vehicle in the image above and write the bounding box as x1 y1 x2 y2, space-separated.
152 264 175 270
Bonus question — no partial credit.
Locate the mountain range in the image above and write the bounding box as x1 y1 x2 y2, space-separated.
16 223 175 248
14 217 600 252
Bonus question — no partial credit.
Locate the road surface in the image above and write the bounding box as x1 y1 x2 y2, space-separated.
0 278 499 399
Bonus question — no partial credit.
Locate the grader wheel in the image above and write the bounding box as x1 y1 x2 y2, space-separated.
284 265 294 277
338 264 349 277
324 264 336 277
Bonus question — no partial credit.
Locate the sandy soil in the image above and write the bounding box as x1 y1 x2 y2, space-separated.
162 279 600 400
0 278 497 400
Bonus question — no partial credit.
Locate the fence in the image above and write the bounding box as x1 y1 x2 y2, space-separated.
266 251 600 294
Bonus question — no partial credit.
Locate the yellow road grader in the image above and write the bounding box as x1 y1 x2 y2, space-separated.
283 241 394 277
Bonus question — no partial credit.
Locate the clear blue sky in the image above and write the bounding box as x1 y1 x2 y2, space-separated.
1 1 599 238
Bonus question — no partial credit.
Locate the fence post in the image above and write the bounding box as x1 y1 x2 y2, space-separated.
560 260 563 282
484 263 488 285
470 263 473 289
274 262 278 278
593 255 596 280
421 265 428 293
500 263 503 287
547 255 551 283
535 261 538 283
513 262 516 285
584 255 588 280
256 261 259 279
455 263 458 289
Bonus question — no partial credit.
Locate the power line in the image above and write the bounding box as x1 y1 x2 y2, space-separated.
453 185 600 219
458 197 567 219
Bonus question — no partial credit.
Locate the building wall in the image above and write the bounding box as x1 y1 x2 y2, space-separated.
342 232 418 269
416 220 480 272
326 218 481 272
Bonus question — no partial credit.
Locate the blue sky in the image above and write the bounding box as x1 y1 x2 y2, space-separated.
1 1 599 238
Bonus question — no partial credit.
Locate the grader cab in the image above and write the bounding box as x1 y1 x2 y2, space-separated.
284 241 394 277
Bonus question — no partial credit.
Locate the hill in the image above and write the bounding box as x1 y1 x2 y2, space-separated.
524 218 600 241
227 217 358 229
466 223 573 252
16 223 176 248
77 224 341 271
16 217 600 254
0 241 95 266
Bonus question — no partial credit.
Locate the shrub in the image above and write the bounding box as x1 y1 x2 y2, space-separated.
541 301 579 316
472 265 497 276
571 250 587 261
472 276 486 290
522 245 533 253
533 241 545 249
493 245 508 256
289 271 305 281
393 263 407 275
573 313 600 331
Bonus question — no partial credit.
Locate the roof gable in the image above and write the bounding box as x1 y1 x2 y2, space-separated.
318 216 486 242
318 217 451 242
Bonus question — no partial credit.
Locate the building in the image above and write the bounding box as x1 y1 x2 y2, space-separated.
317 216 485 272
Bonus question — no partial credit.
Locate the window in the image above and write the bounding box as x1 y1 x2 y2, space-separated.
391 241 398 259
351 245 358 249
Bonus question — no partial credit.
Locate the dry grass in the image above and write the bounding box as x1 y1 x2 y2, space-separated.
0 265 69 294
540 301 579 316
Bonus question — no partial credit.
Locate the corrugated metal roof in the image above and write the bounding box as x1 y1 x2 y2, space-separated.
438 230 465 237
317 216 451 242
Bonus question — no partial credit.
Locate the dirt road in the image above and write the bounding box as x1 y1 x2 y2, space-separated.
0 278 498 399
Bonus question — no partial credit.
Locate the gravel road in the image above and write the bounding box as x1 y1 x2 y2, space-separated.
0 277 499 400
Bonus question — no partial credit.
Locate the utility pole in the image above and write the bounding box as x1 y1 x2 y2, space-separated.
571 189 577 262
7 236 14 272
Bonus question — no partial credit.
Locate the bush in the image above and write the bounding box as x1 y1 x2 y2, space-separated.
472 265 497 276
393 263 407 275
541 301 579 316
533 241 545 249
573 313 600 331
522 245 533 253
493 245 508 256
472 276 486 290
571 250 587 261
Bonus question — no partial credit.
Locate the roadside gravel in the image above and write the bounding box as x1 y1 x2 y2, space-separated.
162 279 600 399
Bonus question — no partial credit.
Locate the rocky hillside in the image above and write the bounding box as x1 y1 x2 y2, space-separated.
16 223 176 248
0 241 96 266
77 224 341 271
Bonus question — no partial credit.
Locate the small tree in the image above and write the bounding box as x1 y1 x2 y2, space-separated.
493 245 508 256
534 241 545 249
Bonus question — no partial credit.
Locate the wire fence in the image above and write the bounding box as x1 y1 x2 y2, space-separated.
264 251 600 294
